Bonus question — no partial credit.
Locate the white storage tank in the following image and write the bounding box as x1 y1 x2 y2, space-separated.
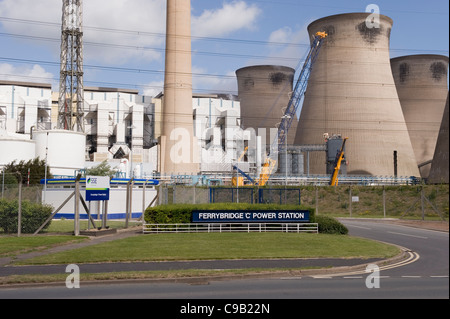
33 130 86 177
0 133 36 167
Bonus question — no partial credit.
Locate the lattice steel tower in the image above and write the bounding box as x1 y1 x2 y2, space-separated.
58 0 84 132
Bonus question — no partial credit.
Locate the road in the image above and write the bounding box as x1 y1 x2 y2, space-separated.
0 220 448 301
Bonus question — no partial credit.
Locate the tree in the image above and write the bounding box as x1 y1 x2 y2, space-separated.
2 158 52 185
85 161 117 178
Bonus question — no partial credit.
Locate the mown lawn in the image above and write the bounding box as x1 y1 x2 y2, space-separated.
18 232 400 265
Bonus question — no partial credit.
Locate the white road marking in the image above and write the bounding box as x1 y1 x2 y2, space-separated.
387 231 428 239
347 224 372 230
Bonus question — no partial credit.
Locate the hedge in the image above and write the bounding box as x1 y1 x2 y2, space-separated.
0 199 53 234
145 203 348 234
313 215 348 235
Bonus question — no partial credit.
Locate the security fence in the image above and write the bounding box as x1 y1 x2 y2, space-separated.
2 183 448 221
155 184 448 220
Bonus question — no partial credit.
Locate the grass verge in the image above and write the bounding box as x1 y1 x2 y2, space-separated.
15 232 399 265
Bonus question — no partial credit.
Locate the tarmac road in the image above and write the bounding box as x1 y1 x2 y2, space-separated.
0 220 448 300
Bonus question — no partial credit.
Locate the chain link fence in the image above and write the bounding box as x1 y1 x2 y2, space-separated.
1 184 43 203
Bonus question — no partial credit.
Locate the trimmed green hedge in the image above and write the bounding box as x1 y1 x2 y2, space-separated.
0 199 53 234
313 215 348 235
145 203 348 235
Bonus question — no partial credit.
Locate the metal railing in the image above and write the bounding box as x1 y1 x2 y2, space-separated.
143 223 318 234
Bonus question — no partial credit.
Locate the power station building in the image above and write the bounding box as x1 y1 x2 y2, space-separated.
0 79 245 179
1 6 448 184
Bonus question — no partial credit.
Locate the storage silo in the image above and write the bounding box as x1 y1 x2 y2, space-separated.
428 93 449 184
293 13 420 177
236 65 297 147
34 130 86 177
0 133 35 167
391 55 449 178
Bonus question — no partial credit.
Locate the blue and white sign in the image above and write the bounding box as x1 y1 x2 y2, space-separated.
86 176 110 201
192 210 310 223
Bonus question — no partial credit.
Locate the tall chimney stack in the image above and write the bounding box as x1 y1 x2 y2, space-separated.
159 0 199 175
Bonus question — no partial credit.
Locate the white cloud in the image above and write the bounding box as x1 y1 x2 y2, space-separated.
192 1 262 38
0 63 55 84
253 24 311 69
192 66 237 94
0 0 166 64
142 80 164 97
83 0 166 64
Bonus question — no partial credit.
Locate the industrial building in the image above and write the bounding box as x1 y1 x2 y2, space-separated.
0 79 246 179
1 4 448 186
0 80 52 134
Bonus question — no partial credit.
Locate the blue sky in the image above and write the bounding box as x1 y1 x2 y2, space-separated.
0 0 448 96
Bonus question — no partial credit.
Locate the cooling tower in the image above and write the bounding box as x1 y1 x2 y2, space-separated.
159 0 199 175
428 93 449 184
294 13 420 177
391 55 449 178
236 65 297 147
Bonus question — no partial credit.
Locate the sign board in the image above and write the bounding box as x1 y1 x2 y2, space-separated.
352 196 359 202
86 176 110 201
192 210 310 223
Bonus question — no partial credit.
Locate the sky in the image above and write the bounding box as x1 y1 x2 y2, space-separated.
0 0 448 97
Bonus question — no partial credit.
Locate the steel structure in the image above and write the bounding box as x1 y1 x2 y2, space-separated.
259 32 328 185
58 0 84 132
233 32 327 186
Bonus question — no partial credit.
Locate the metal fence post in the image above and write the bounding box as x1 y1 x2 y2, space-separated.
17 172 22 237
74 175 81 236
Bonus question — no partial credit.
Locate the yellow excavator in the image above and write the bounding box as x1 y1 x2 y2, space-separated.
329 137 348 186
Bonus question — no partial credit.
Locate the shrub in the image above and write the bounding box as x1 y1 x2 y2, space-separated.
0 199 53 233
145 203 314 225
312 215 348 235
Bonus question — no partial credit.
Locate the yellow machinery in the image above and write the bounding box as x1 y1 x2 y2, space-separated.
329 137 348 186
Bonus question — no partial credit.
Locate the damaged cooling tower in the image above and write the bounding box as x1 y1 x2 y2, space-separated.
391 54 449 178
294 13 420 177
236 65 297 146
